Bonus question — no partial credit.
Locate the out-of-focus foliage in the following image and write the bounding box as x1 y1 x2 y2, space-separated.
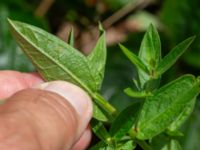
0 0 48 71
103 0 134 10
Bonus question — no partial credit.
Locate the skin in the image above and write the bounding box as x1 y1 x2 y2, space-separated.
0 70 93 150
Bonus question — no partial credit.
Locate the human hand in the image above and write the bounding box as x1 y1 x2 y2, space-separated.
0 71 93 150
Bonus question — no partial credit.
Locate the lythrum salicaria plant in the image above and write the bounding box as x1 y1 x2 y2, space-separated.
8 19 200 149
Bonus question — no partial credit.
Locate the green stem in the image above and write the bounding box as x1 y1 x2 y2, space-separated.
93 93 153 150
93 93 117 120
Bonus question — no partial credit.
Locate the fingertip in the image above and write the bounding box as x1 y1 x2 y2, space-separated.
72 127 92 150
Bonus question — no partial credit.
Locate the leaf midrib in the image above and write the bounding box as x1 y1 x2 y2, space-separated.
11 22 93 96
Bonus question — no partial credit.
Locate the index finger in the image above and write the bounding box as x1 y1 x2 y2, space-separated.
0 71 43 99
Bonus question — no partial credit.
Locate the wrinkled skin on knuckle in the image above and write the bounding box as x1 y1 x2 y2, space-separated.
0 89 79 150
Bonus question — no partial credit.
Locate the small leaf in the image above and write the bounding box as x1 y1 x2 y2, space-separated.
166 130 184 137
119 44 149 74
117 140 136 150
156 36 195 76
87 29 107 91
91 119 113 146
161 140 182 150
89 142 114 150
136 75 200 140
124 88 152 98
110 102 141 141
68 28 74 46
138 24 161 89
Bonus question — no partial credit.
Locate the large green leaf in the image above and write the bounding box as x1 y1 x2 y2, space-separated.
136 75 200 140
109 102 141 141
138 24 161 89
9 19 98 92
8 19 110 121
156 36 195 76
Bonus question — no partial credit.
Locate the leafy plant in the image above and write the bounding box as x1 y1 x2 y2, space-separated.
8 19 200 149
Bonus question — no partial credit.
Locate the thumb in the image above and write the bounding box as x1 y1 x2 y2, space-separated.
0 81 93 150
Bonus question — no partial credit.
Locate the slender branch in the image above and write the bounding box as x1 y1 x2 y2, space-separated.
35 0 54 17
102 0 155 28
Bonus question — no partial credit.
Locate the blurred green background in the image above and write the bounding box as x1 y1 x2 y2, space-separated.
0 0 200 149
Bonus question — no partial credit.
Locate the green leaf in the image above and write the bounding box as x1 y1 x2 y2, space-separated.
110 102 141 141
161 140 182 150
136 75 200 140
166 130 184 137
91 119 113 146
124 87 152 98
167 98 196 132
93 102 108 122
117 140 136 150
89 142 114 150
68 28 74 46
138 24 161 89
119 44 149 74
8 19 113 121
8 19 95 92
87 30 106 91
156 36 195 76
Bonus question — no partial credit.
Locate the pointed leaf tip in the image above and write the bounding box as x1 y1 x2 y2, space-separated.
119 44 149 74
98 22 104 32
156 36 195 76
68 27 74 46
138 22 161 88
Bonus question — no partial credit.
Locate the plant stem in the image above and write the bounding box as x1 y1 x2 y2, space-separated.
93 93 117 119
93 93 153 150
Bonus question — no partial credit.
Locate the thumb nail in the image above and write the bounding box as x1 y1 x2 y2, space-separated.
35 81 92 117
